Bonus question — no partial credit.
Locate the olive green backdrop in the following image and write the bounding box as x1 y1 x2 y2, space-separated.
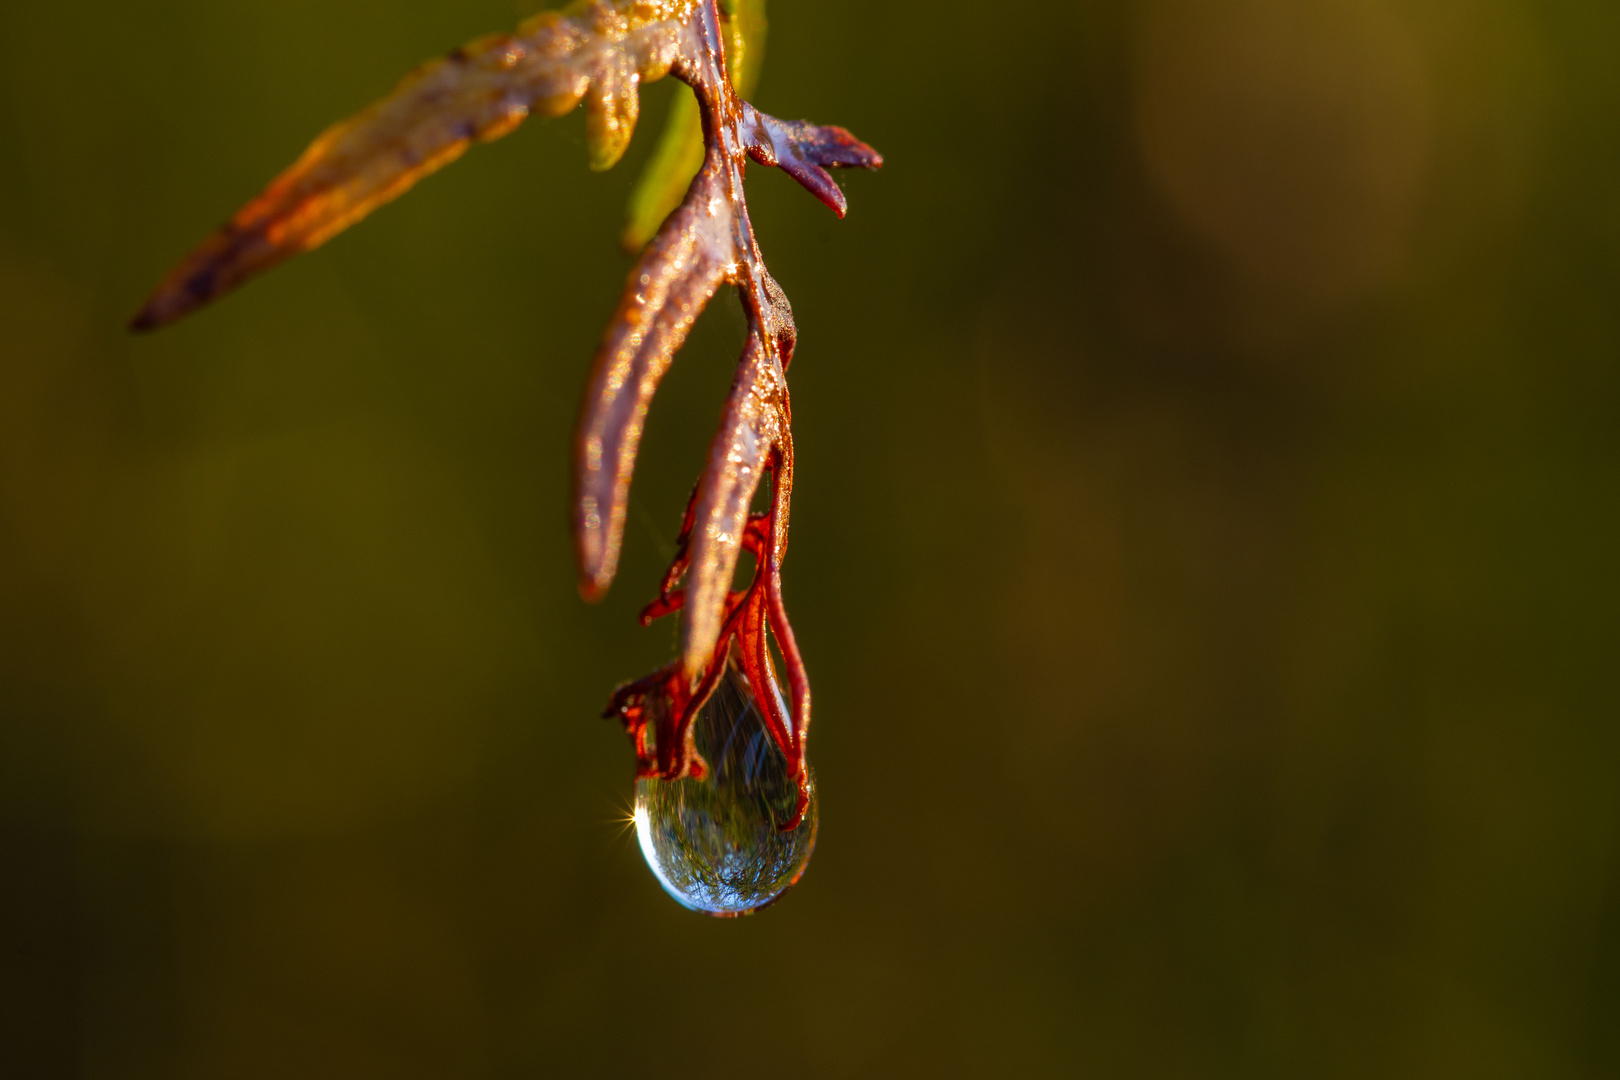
2 0 1617 1075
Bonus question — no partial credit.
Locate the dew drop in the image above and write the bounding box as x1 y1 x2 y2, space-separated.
634 658 817 916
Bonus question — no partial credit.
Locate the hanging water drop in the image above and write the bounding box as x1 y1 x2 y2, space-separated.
634 657 817 916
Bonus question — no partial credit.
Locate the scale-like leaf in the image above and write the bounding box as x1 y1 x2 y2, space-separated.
680 330 789 678
574 166 735 599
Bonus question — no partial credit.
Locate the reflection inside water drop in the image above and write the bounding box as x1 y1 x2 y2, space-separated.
634 658 816 916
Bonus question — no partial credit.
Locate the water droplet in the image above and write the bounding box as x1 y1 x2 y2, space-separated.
634 659 816 916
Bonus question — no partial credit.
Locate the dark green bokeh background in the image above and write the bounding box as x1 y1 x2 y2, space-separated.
3 0 1618 1074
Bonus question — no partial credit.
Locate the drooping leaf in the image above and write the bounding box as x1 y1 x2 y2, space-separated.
131 0 702 330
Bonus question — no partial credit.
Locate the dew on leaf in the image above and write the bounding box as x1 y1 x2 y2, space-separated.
634 658 816 916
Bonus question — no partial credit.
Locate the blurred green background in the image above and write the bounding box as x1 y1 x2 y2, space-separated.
2 0 1618 1075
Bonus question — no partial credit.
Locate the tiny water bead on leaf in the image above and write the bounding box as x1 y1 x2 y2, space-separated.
634 654 817 916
